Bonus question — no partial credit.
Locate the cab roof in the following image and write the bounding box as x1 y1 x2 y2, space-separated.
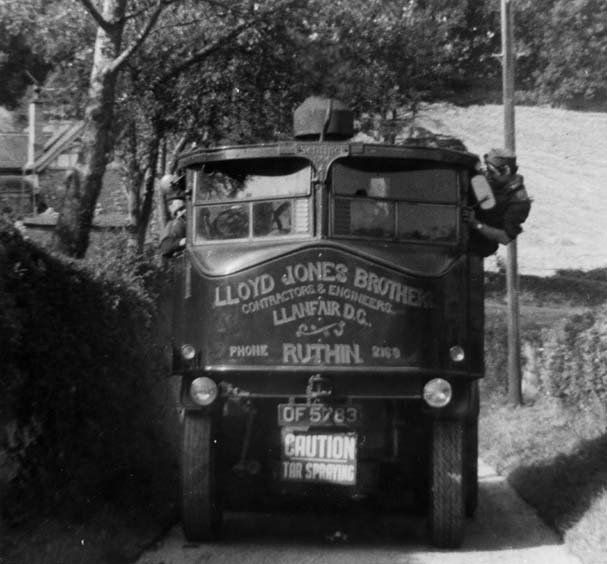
178 141 479 178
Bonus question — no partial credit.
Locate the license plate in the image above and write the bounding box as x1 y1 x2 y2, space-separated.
280 430 357 485
277 403 362 427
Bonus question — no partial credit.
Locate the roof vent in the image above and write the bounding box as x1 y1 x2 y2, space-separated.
293 97 353 141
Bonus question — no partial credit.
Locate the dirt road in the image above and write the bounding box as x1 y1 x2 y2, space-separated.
135 460 581 564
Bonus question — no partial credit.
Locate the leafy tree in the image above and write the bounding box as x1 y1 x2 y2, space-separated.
23 0 303 257
534 0 607 106
0 0 97 116
35 0 506 254
506 0 607 106
3 0 309 254
9 0 605 257
0 24 50 109
295 0 493 140
511 0 555 94
112 0 304 251
52 0 175 258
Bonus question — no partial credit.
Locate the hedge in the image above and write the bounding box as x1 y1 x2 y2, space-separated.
0 217 177 523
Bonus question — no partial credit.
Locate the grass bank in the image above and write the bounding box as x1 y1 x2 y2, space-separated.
481 272 607 564
480 399 607 564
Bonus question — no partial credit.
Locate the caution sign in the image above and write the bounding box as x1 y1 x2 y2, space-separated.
280 431 357 485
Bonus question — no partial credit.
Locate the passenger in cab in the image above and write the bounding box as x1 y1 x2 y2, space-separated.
160 195 187 258
465 148 531 256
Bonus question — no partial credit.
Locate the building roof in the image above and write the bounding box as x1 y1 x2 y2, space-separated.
1 120 84 173
0 133 28 171
27 121 85 173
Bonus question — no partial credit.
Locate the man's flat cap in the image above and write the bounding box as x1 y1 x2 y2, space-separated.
168 198 186 215
484 148 516 167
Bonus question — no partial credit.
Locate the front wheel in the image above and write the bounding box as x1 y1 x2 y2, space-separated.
181 412 222 541
464 417 479 518
429 419 465 548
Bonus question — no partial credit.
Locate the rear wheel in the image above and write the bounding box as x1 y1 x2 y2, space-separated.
181 412 222 541
429 419 465 548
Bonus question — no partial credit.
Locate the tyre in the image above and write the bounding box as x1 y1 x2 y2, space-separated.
464 417 479 518
181 411 222 541
429 419 465 548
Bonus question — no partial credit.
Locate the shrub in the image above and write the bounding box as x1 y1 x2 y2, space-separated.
0 217 177 523
483 312 509 397
483 267 607 406
486 270 607 308
539 308 607 417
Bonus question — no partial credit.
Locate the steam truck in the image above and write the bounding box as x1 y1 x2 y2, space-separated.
168 97 487 548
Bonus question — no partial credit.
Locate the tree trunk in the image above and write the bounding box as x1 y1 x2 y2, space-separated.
125 121 143 228
167 135 188 175
54 166 85 256
136 135 161 252
54 0 127 258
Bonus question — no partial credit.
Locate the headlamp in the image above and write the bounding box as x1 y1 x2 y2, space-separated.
190 377 218 406
423 378 452 408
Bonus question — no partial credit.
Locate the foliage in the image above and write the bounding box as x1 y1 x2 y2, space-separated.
538 308 607 413
120 0 314 145
533 0 607 106
511 0 607 107
483 310 509 397
3 0 606 119
485 267 607 424
0 0 93 116
555 267 607 283
131 0 504 147
485 270 607 307
3 0 607 256
0 22 50 109
481 268 607 564
0 216 176 523
484 267 607 406
292 0 499 131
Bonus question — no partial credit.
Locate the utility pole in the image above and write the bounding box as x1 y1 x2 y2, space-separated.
501 0 522 405
24 85 42 214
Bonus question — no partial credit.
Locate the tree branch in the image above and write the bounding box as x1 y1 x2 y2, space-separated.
168 134 188 173
122 0 181 22
77 0 113 33
163 21 249 80
161 0 299 81
109 0 167 73
122 5 153 21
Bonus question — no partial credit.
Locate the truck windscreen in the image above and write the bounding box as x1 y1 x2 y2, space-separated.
331 161 459 244
192 158 311 242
